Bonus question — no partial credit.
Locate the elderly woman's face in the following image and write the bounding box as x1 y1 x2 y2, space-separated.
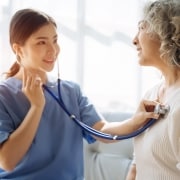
133 20 161 67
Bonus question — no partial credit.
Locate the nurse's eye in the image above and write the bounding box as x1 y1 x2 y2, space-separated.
37 41 46 45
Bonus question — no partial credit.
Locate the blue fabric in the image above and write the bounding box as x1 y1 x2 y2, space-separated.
0 77 102 180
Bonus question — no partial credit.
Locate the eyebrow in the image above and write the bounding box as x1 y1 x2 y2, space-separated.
35 34 58 40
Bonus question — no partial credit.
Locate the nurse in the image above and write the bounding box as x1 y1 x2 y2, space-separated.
0 8 159 179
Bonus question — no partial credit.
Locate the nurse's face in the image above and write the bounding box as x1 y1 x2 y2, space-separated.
17 23 60 73
133 20 161 67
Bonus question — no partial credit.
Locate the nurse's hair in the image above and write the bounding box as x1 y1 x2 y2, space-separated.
5 8 57 78
142 0 180 67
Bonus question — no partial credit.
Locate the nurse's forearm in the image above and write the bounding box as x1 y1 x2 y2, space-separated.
99 118 144 135
0 105 43 171
98 107 158 135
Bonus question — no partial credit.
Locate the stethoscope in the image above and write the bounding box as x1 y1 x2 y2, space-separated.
17 59 170 140
43 78 170 141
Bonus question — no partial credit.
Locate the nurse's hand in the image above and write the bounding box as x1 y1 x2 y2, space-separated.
93 99 161 141
22 68 45 108
132 99 160 128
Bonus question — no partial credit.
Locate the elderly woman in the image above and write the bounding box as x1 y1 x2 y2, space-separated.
126 0 180 179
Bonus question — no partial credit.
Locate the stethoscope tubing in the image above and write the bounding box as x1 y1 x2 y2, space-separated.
43 79 156 140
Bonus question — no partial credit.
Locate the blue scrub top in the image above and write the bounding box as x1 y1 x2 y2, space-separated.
0 77 102 180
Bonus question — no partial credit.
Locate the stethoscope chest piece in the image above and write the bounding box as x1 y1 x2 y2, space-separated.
154 104 170 118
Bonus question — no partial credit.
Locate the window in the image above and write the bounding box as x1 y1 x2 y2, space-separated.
0 0 161 112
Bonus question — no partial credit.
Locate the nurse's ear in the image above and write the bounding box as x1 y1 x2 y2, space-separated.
12 43 24 59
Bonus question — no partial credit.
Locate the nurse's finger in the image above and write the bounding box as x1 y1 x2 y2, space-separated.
32 76 42 88
142 99 160 112
145 111 160 120
142 99 160 106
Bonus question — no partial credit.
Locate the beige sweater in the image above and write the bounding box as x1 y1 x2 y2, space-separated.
134 83 180 180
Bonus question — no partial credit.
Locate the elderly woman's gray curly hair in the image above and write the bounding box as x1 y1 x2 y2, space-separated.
143 0 180 68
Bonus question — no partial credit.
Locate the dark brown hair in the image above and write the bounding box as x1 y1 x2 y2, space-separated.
5 8 57 78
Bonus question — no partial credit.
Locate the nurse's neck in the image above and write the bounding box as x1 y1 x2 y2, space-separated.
14 66 47 85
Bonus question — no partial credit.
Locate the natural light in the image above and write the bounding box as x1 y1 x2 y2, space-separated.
0 0 161 112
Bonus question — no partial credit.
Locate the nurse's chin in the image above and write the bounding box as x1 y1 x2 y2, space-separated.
41 67 54 73
43 65 55 72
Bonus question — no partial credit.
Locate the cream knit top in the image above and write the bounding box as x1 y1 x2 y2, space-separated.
134 82 180 180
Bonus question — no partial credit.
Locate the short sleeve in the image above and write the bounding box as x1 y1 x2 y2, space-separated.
0 98 14 144
75 83 103 143
82 131 96 144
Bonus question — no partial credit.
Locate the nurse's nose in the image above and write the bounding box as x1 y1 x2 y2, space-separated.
47 43 57 56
